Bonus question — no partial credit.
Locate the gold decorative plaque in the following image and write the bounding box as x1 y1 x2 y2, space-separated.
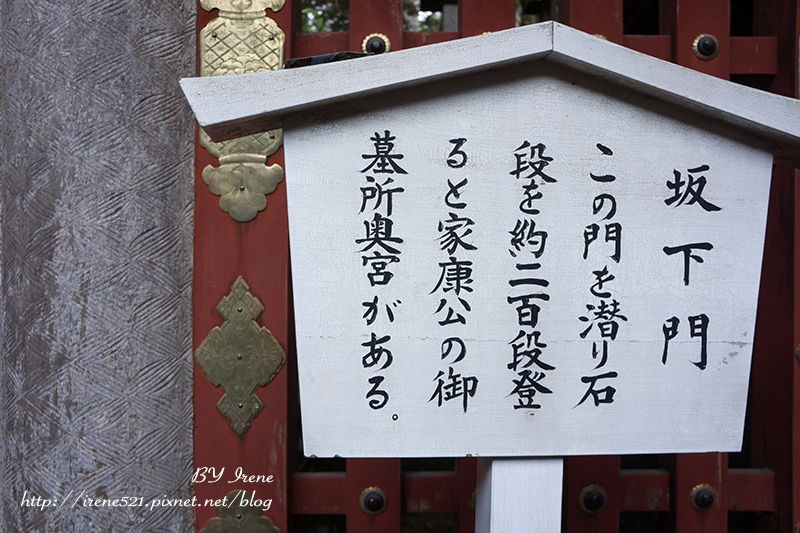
198 489 281 533
195 276 286 436
199 0 286 222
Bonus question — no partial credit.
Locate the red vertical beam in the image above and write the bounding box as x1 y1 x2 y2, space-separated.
193 2 292 531
349 0 404 52
656 2 731 530
564 456 620 533
272 0 294 62
193 142 291 532
193 8 230 528
753 5 800 528
662 453 727 532
794 167 800 533
559 0 622 491
560 0 623 44
193 145 291 529
746 163 795 533
559 5 624 529
459 0 516 38
752 0 799 97
747 4 799 532
346 458 402 533
345 9 404 532
457 457 477 533
660 0 730 79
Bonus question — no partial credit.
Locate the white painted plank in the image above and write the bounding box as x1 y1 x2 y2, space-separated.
180 21 800 164
476 458 564 533
285 65 772 457
179 23 554 140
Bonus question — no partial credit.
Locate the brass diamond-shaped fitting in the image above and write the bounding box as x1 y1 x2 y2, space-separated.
195 276 286 436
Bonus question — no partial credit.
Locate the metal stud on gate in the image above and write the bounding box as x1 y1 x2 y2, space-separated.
359 486 389 516
578 484 607 514
362 33 391 54
690 483 719 511
692 33 720 61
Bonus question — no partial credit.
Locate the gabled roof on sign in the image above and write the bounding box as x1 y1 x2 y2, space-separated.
181 21 800 164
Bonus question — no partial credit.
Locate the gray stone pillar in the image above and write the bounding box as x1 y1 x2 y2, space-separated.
0 1 195 531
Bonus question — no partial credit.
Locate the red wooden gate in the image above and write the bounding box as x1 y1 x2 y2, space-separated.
193 1 800 531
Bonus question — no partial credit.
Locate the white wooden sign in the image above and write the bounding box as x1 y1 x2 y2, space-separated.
180 21 800 459
284 62 772 458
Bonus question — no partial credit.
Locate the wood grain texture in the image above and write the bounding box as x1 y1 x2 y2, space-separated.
0 0 195 530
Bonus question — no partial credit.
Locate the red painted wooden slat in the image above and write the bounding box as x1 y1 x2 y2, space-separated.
619 470 669 512
727 469 776 512
752 0 799 97
291 473 346 514
795 167 800 531
665 453 728 532
622 35 671 62
271 1 294 60
403 31 461 48
194 7 230 528
660 0 730 79
729 36 779 75
749 163 796 533
456 458 477 533
459 0 515 37
745 7 800 532
561 0 623 44
289 467 779 516
792 14 800 533
343 5 429 528
565 456 621 533
294 33 350 58
349 0 404 52
193 3 292 530
345 458 402 532
193 152 291 532
193 126 291 530
402 472 459 513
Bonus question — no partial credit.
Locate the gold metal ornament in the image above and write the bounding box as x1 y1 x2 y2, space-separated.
200 0 285 12
198 490 281 533
361 32 391 54
689 483 719 512
358 486 389 516
692 33 720 61
195 276 286 436
199 0 286 222
578 484 608 514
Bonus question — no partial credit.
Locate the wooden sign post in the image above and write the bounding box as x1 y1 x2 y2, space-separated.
476 457 563 531
181 21 800 530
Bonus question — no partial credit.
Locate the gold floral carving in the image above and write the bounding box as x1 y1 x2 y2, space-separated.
199 1 285 222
